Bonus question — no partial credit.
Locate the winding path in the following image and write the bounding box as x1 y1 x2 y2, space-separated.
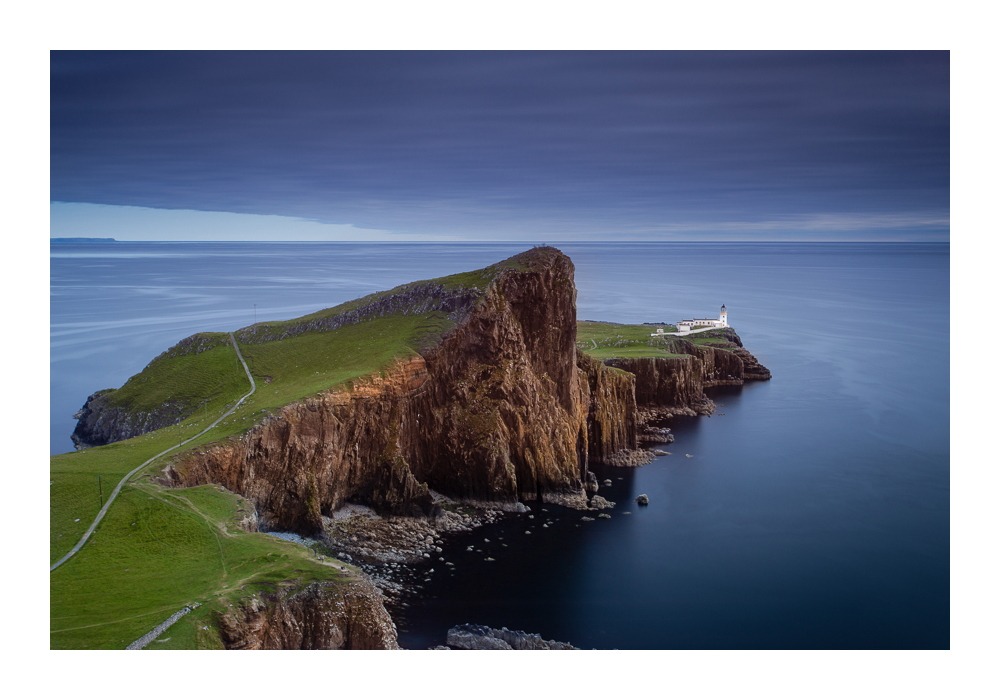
50 333 257 572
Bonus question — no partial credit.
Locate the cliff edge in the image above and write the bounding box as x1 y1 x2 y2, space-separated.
72 247 768 538
162 247 636 532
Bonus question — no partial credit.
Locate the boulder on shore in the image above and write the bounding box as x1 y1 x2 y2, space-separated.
445 623 578 650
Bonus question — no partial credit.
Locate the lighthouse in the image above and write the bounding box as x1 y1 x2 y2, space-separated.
720 304 728 327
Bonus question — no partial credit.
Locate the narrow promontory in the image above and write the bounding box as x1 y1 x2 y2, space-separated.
73 247 768 537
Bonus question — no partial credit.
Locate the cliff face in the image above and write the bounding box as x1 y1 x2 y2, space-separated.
605 355 715 415
164 248 637 532
576 353 638 463
216 579 398 650
605 329 770 416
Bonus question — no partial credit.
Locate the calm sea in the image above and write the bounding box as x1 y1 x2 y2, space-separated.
50 241 949 649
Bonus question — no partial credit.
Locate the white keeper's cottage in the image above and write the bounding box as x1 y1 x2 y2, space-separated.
676 305 728 333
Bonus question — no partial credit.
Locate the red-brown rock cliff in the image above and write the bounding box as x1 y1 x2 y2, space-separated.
165 248 638 532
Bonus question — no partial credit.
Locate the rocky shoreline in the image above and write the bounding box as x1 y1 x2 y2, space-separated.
317 496 507 601
439 623 579 650
312 484 624 612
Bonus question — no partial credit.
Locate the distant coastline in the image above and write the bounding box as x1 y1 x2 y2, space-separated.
51 238 116 243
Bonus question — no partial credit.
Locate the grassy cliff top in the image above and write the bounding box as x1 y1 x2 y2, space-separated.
576 321 738 359
84 248 560 425
232 246 559 347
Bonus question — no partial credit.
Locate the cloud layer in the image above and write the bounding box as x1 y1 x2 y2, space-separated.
50 51 949 241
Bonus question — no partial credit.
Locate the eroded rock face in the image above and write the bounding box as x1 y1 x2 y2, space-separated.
606 355 716 415
164 248 638 532
577 353 638 464
216 579 398 650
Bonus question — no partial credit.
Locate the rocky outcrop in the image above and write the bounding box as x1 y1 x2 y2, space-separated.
604 449 655 467
589 495 615 510
215 579 398 650
163 248 637 532
731 346 772 380
71 389 185 449
445 623 578 650
605 328 770 419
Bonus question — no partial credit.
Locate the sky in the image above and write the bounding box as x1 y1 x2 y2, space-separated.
50 51 950 242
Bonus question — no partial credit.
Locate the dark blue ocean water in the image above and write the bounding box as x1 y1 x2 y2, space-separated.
50 242 949 649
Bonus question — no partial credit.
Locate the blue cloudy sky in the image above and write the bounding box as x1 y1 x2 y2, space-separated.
50 51 949 242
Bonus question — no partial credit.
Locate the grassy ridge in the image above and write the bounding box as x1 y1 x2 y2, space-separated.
239 311 452 406
240 263 503 342
103 337 247 418
51 339 254 564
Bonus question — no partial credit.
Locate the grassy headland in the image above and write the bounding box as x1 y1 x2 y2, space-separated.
576 322 740 360
50 253 534 649
50 249 736 649
576 321 686 359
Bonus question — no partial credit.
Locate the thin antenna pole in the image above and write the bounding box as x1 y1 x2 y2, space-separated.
254 304 257 324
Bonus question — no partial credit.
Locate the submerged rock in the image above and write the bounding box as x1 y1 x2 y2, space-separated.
635 494 649 506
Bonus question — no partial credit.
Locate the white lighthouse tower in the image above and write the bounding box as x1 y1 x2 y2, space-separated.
719 304 728 327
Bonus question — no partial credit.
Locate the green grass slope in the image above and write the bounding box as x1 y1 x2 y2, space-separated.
576 321 739 359
576 321 686 359
51 481 353 649
100 333 246 418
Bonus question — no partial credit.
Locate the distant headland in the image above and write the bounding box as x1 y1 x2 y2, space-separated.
50 238 117 243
